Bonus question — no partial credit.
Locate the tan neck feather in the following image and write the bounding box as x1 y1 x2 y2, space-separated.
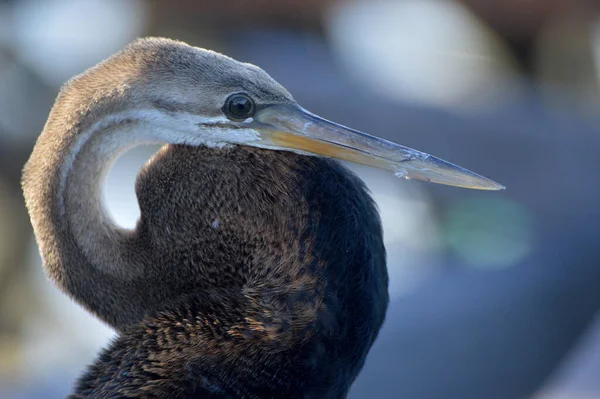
62 116 164 279
22 107 199 327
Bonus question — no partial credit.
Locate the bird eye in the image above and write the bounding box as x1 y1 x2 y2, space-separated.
223 93 255 120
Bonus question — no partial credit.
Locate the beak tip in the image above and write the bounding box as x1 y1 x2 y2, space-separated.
483 180 506 191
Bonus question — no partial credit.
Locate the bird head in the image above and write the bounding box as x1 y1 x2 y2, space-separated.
70 37 503 190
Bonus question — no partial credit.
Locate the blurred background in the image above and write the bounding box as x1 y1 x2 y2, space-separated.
1 0 599 398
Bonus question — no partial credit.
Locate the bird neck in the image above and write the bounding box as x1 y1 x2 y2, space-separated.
61 116 162 277
23 108 201 328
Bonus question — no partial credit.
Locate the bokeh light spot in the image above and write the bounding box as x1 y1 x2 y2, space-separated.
443 197 534 269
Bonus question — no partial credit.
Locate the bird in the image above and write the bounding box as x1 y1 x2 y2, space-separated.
22 38 503 398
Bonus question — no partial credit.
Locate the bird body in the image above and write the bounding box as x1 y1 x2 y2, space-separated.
22 38 501 397
68 145 387 398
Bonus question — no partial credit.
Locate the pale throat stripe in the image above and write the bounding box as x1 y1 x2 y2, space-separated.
56 108 261 218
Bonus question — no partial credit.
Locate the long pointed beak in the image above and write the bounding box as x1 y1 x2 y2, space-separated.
248 104 504 190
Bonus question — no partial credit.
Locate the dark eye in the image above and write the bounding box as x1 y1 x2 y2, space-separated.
223 93 255 120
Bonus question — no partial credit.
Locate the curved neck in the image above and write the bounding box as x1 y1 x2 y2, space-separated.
23 109 203 328
62 115 167 279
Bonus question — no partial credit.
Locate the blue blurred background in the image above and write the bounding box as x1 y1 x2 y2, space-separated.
1 0 599 398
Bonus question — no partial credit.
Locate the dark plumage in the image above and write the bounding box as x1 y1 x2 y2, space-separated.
70 145 387 398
